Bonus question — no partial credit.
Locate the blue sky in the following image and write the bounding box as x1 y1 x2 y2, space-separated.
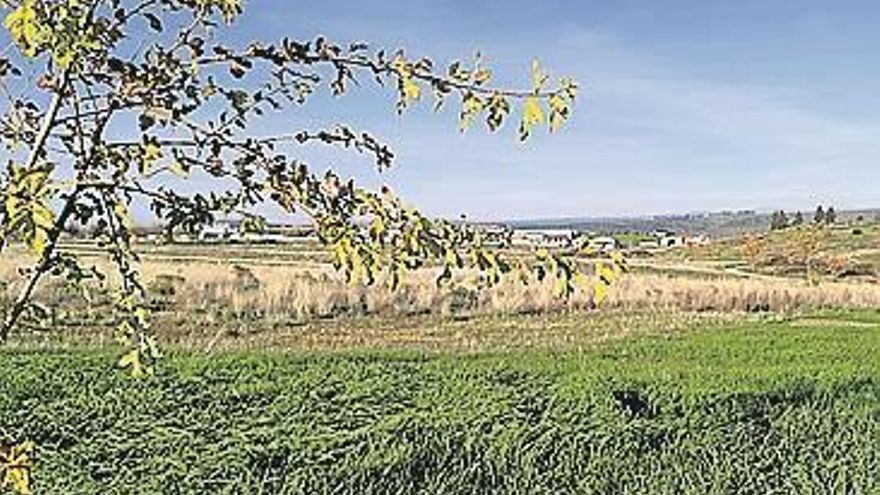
230 0 880 221
100 1 880 220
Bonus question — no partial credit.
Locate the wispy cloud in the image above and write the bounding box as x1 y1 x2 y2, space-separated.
218 3 880 220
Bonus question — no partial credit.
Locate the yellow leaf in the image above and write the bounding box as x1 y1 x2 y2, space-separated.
597 262 617 284
143 142 163 167
459 93 484 132
473 67 492 85
134 307 149 327
486 93 509 131
523 97 545 126
444 248 459 268
194 0 242 23
392 56 421 109
168 161 188 177
1 441 34 495
610 251 628 274
402 77 420 102
24 168 50 195
549 94 569 133
519 97 545 140
3 467 30 495
143 335 161 360
117 348 136 367
553 276 569 298
369 217 385 240
593 281 608 305
530 59 547 92
350 248 365 285
3 0 39 57
113 201 133 230
118 348 145 377
29 226 48 256
53 48 74 69
30 202 54 231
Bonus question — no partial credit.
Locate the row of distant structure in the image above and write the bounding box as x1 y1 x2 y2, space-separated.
136 219 316 244
476 225 709 252
140 218 709 253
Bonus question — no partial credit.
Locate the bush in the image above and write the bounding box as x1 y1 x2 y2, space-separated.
442 286 480 315
148 274 187 298
232 265 261 291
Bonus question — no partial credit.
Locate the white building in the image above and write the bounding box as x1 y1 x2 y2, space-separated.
685 235 710 247
512 229 578 249
588 236 620 253
638 239 660 249
475 224 513 248
198 219 243 242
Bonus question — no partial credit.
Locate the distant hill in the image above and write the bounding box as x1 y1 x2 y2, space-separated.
507 208 880 238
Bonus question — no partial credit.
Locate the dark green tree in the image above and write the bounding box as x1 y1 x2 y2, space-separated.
814 205 826 224
770 210 789 231
825 206 836 224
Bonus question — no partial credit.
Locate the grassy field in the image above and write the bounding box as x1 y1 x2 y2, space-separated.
2 236 880 493
1 310 877 494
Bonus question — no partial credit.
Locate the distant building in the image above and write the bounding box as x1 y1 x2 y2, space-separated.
199 219 244 242
512 229 577 249
638 239 660 250
588 236 620 253
685 235 710 247
475 224 513 248
512 230 544 248
197 219 317 244
651 229 675 238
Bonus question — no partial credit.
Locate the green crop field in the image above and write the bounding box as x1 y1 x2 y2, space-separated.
1 310 877 494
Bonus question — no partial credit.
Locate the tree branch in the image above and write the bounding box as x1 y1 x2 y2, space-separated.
0 188 80 342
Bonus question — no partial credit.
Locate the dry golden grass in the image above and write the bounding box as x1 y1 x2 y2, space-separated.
3 245 745 352
4 245 880 320
4 242 880 353
136 259 880 317
607 274 880 312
